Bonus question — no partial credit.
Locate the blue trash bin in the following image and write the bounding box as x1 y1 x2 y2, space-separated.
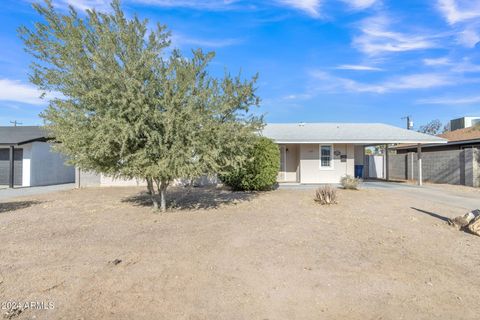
354 165 364 178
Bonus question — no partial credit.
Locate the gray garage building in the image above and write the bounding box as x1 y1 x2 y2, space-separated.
0 126 75 188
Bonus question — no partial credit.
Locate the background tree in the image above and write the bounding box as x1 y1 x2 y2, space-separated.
418 119 443 135
19 0 262 211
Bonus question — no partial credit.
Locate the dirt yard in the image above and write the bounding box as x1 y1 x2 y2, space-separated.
1 185 480 319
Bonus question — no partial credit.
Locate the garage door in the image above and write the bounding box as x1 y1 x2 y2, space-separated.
0 148 23 186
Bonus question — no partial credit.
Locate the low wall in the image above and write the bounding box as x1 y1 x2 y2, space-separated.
76 170 218 188
389 148 479 187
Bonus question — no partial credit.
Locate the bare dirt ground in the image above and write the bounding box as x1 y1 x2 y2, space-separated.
1 185 480 319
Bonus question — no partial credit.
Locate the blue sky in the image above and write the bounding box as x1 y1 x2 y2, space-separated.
1 0 480 129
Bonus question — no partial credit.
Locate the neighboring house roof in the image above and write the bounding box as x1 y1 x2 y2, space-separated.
396 126 480 150
262 123 447 144
0 126 50 146
438 126 480 142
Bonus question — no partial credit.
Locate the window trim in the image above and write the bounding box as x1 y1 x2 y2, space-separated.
319 144 334 170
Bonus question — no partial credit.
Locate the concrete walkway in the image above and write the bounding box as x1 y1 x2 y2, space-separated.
0 183 75 201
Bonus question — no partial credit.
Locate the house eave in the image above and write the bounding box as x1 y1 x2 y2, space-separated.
273 140 448 145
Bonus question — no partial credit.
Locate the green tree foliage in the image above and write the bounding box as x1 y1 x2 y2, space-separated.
220 137 279 191
19 0 262 211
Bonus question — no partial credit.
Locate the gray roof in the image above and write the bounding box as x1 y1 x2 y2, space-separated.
261 123 447 144
0 126 50 145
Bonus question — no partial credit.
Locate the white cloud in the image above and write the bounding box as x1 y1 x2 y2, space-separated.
423 57 451 66
54 0 111 11
171 33 243 48
451 60 480 73
54 0 240 11
340 0 378 10
282 93 313 100
311 71 455 93
276 0 322 17
422 57 480 73
437 0 480 24
457 28 480 47
0 79 47 105
353 15 438 55
385 73 453 90
132 0 240 10
335 64 383 71
417 95 480 105
436 1 480 48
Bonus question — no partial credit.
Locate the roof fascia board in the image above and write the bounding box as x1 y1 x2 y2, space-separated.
273 140 447 144
395 138 480 149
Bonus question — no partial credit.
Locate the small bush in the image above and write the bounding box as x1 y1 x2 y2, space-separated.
340 175 360 190
314 185 338 205
220 136 280 191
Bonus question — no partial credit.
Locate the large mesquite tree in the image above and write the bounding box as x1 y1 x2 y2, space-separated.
20 0 262 211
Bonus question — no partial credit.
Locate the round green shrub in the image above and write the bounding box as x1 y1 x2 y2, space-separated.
221 136 280 191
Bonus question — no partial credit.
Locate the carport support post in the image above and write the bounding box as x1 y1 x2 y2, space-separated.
417 144 422 186
9 145 14 188
385 144 389 181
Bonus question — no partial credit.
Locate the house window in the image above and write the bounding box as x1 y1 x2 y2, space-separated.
320 145 333 168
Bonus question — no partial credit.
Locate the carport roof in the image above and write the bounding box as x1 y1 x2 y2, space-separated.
0 126 50 145
261 123 448 144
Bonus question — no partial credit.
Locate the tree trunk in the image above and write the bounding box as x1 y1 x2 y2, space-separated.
147 177 159 210
155 179 169 213
146 178 153 195
160 185 167 212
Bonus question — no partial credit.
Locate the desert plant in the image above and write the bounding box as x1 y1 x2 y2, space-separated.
314 185 338 205
220 136 280 191
340 175 360 190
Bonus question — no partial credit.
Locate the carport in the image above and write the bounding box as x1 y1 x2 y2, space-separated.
0 126 49 188
363 143 444 186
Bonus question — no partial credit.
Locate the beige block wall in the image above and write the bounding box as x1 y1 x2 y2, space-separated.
299 144 354 183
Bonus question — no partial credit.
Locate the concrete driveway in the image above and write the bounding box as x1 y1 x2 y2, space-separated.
362 181 480 210
280 180 480 211
0 183 75 201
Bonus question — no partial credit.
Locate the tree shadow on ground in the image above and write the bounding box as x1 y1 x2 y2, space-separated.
411 207 451 223
409 207 479 236
122 186 257 210
0 201 43 214
412 207 480 236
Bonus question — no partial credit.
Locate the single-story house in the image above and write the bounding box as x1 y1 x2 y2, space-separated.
77 122 447 188
261 123 446 184
0 126 75 187
395 126 480 154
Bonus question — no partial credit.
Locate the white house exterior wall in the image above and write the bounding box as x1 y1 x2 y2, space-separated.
299 143 354 184
28 142 75 186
